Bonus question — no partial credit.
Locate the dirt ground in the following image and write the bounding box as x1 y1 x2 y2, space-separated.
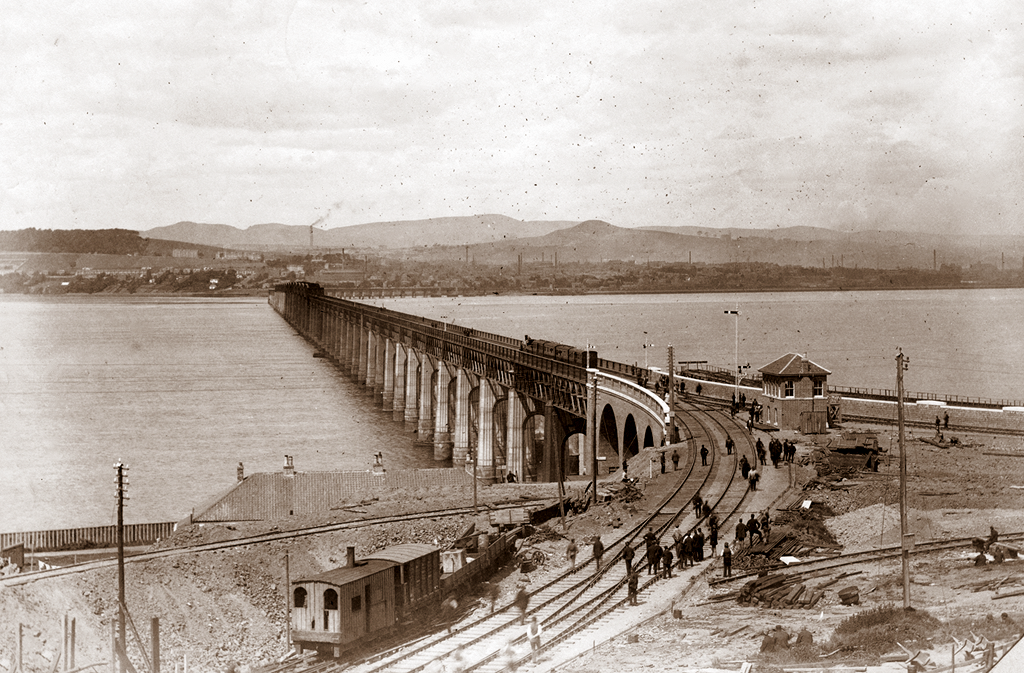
3 423 1024 672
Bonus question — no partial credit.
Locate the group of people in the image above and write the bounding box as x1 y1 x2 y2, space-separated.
740 454 760 491
759 436 797 467
734 510 771 548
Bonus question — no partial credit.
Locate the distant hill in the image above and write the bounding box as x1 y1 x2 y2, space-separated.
403 220 1024 271
145 215 577 251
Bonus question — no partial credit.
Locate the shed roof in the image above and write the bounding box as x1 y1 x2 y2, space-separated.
363 543 439 564
759 353 831 377
294 559 395 586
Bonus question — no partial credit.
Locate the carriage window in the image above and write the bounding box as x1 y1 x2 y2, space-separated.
293 587 307 608
351 595 362 611
324 589 338 610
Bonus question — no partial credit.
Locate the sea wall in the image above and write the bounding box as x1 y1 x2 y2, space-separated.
839 397 1024 433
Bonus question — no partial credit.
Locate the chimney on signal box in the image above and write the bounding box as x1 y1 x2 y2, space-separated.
347 546 357 567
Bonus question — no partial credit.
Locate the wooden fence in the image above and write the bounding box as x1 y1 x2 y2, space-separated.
0 521 175 552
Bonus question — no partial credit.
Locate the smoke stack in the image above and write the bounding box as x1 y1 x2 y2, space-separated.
346 546 357 567
283 455 295 477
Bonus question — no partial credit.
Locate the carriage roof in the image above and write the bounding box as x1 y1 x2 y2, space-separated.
293 543 440 587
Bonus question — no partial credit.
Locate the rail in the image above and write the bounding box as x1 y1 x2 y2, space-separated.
829 385 1024 410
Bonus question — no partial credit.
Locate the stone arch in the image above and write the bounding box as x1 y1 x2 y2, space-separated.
643 425 655 448
599 404 620 466
565 431 585 476
623 415 639 459
523 412 545 482
492 396 508 470
468 385 480 451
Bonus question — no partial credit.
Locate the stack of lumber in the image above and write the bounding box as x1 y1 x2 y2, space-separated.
737 571 861 609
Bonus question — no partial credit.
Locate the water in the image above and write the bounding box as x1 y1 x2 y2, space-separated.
0 296 434 533
372 288 1024 401
3 288 1022 532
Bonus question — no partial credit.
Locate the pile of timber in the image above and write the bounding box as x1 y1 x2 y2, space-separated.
736 571 862 609
733 531 812 572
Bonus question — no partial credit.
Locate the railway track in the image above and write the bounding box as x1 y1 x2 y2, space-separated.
336 403 760 673
711 531 1024 589
0 500 554 588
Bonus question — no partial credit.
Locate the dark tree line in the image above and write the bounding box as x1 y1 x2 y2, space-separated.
0 228 148 255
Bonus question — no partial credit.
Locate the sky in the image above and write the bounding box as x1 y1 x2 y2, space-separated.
0 0 1021 236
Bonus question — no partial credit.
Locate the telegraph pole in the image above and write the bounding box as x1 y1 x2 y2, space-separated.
896 350 911 609
114 462 128 673
725 308 740 398
588 348 598 504
667 345 677 442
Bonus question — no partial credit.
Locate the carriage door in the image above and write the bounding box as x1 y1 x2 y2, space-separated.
323 589 339 632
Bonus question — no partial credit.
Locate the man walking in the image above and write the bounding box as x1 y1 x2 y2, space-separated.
700 444 709 466
722 542 732 577
592 535 605 571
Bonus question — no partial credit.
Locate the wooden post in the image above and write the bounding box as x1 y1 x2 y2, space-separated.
62 614 68 671
285 553 291 654
69 618 76 670
111 620 117 673
151 617 160 673
16 622 23 673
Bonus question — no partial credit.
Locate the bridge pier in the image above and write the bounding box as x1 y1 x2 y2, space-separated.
382 338 395 407
417 355 435 442
433 361 455 460
393 343 407 422
270 283 669 485
404 348 421 431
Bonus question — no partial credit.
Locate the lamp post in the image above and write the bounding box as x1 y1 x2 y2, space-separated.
725 308 740 399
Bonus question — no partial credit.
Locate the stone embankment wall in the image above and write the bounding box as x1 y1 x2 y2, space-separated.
675 372 1024 434
190 467 475 523
840 396 1024 433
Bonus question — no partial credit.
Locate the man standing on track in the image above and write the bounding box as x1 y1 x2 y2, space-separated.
623 543 635 575
722 542 732 577
592 535 604 571
700 444 709 466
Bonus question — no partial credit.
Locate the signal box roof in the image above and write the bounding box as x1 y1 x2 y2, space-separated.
759 353 831 377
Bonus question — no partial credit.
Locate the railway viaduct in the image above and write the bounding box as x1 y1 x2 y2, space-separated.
269 282 670 484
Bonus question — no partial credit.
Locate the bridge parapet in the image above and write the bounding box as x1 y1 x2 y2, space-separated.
597 372 670 430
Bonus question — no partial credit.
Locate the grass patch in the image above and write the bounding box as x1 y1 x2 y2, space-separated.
828 604 942 656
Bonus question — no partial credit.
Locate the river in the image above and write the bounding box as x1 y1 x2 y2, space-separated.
1 288 1021 532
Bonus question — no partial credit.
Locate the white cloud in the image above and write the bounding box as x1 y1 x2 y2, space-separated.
0 0 1020 234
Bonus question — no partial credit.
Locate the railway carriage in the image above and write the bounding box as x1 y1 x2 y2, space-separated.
291 544 440 656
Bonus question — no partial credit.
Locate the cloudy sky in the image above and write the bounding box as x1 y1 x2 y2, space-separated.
1 0 1021 235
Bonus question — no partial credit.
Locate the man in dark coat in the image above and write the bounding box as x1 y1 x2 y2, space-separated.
592 536 605 571
623 543 635 574
700 444 709 466
671 448 680 470
722 542 732 577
